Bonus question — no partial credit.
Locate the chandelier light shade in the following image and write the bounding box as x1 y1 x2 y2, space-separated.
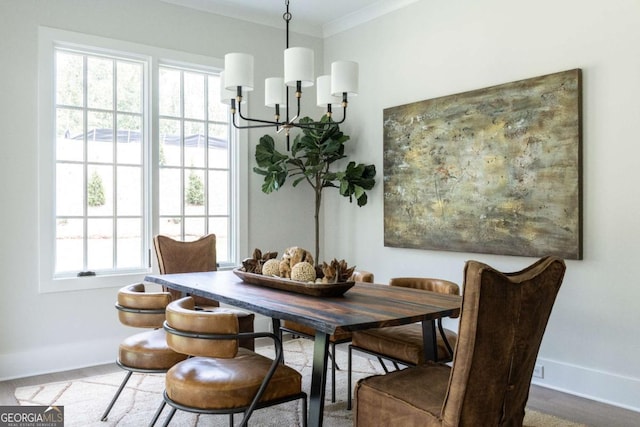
221 0 359 148
265 77 286 107
219 72 236 105
224 53 254 91
284 47 315 87
316 75 341 107
331 61 359 95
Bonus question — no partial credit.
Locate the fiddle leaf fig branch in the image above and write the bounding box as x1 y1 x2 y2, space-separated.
253 116 376 263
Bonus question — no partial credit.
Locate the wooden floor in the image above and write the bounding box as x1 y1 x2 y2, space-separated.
2 364 638 426
2 347 638 427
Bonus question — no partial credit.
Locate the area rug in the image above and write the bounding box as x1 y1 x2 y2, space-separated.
15 339 585 426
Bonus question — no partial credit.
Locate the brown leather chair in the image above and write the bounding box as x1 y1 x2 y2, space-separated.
280 270 374 403
354 256 566 427
347 277 460 409
150 296 307 427
100 283 188 421
153 234 256 350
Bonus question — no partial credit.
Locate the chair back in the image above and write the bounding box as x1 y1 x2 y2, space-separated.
153 234 219 305
154 234 217 274
164 296 239 358
350 270 374 283
441 256 566 427
116 283 171 328
390 277 460 318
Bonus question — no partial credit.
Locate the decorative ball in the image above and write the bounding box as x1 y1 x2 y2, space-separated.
290 261 317 282
262 259 281 276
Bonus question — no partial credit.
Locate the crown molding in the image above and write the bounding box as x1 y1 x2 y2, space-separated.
323 0 419 38
160 0 419 39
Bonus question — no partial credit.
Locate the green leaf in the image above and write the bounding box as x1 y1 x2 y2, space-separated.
252 118 377 232
357 192 368 207
255 134 288 167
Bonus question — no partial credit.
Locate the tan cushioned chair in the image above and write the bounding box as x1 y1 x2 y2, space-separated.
354 256 566 427
150 297 307 427
101 283 188 422
153 234 255 350
347 277 460 409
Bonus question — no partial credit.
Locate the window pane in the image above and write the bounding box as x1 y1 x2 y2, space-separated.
184 121 205 168
117 61 142 113
159 168 181 216
208 75 227 122
209 123 229 169
184 217 205 241
56 163 84 216
56 51 83 107
117 166 141 215
56 108 83 162
208 170 228 215
50 46 152 279
209 217 229 263
184 72 205 120
159 68 180 116
159 217 182 238
87 111 114 163
159 118 181 166
117 218 142 268
87 57 113 110
117 113 142 164
184 168 205 215
87 165 113 216
88 218 113 270
56 218 84 272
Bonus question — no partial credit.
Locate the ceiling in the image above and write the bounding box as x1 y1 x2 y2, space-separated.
160 0 419 37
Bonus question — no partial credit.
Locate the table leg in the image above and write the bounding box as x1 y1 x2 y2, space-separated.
422 320 438 361
272 318 281 339
308 332 329 427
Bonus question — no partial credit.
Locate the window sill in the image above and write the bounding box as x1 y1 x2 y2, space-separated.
39 271 149 294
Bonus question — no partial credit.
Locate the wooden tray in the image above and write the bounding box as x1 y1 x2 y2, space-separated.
233 268 354 297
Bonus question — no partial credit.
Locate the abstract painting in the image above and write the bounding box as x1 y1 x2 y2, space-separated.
383 69 582 259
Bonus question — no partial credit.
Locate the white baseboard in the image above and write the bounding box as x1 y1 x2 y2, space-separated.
532 356 640 413
0 337 119 381
0 313 274 382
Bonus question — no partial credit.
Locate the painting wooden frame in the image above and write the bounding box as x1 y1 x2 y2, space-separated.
383 69 582 259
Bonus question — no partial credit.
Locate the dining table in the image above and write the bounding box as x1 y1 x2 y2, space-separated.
144 269 461 427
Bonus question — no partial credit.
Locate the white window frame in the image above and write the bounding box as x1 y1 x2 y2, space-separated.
38 27 247 293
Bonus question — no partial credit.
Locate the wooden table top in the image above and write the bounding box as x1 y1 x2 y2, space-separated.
144 270 461 335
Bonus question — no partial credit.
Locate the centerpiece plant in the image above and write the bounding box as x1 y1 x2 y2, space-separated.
254 116 376 264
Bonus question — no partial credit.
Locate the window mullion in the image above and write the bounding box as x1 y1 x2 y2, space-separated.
204 75 209 235
180 70 185 239
82 54 89 272
112 59 118 270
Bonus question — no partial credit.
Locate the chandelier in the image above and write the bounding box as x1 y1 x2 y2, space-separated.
220 0 358 149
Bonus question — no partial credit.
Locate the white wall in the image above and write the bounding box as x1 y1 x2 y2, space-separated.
322 0 640 412
1 0 639 415
0 0 319 379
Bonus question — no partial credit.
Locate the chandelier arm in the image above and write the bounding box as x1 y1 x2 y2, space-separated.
237 100 284 126
231 112 280 129
286 92 349 128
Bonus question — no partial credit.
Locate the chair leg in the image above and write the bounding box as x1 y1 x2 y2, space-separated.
301 395 308 427
377 356 390 373
101 370 132 421
331 342 337 403
229 413 233 427
347 345 353 410
160 407 177 427
148 400 166 427
327 347 341 370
